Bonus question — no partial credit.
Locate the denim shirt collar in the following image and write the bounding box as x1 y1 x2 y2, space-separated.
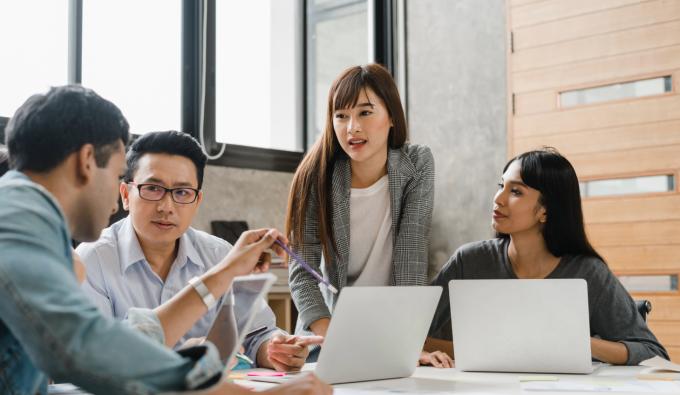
117 217 205 275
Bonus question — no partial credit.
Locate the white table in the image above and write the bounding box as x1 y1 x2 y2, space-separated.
236 364 680 394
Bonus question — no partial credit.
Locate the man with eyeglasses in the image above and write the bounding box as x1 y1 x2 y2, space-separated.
77 131 320 372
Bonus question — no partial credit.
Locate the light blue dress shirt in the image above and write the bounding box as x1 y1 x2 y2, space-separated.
0 171 222 395
77 217 280 363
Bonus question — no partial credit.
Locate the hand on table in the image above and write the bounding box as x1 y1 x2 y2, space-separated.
266 333 325 371
418 350 454 368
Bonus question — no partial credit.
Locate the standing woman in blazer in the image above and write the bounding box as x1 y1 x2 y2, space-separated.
285 64 447 366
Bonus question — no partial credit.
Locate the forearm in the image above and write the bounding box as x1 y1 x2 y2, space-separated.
156 265 237 347
591 337 628 365
309 318 330 337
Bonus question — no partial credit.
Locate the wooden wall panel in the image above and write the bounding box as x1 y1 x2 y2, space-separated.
648 321 680 346
567 145 680 178
643 296 680 321
583 195 680 224
586 220 680 247
513 1 680 50
514 95 680 138
600 245 680 273
513 46 680 93
511 0 641 28
513 120 680 155
509 0 680 361
513 20 680 72
514 91 556 115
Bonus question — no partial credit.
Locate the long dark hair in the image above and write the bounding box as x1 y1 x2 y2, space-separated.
285 64 408 261
498 148 604 261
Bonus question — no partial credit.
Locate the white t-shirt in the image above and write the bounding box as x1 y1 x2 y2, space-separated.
347 175 393 286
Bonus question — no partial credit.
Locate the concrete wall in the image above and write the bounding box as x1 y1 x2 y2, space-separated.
191 165 293 234
407 0 508 274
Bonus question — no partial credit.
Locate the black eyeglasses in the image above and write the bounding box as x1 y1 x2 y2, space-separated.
127 182 200 204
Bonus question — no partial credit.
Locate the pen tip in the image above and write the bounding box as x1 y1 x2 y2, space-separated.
328 285 339 294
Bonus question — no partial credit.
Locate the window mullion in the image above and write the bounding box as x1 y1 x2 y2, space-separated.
68 0 82 85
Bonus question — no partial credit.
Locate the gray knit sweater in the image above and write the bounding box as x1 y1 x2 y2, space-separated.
428 238 669 365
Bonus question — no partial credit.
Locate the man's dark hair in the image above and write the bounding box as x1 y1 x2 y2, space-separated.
125 131 208 189
0 145 9 176
4 85 130 172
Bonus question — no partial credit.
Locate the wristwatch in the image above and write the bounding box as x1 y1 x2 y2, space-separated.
188 276 217 309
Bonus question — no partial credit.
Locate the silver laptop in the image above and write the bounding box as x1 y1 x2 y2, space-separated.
450 279 592 374
254 286 441 384
313 286 441 384
206 272 276 365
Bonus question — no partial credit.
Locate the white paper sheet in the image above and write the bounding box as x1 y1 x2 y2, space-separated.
640 356 680 372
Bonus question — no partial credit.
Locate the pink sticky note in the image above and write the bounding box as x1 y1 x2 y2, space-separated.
247 371 286 377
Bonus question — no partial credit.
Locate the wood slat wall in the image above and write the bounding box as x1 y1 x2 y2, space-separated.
567 146 680 178
513 47 680 93
511 0 642 28
587 220 680 247
583 195 680 224
513 19 680 72
507 0 680 361
599 246 680 272
514 120 680 155
512 1 680 51
514 94 680 138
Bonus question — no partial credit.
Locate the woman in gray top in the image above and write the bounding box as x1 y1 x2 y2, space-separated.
285 64 445 366
428 148 668 365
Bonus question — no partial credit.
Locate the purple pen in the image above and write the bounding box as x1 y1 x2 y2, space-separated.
275 239 338 294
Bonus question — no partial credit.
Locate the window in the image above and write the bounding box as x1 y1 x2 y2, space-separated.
1 1 398 172
81 0 181 134
307 0 369 146
580 174 675 198
214 0 303 151
560 76 672 108
619 274 678 293
0 1 69 117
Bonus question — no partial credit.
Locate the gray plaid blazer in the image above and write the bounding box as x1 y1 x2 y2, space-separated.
289 144 435 332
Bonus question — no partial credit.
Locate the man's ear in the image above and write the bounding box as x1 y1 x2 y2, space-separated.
75 144 97 186
195 190 203 208
120 182 131 210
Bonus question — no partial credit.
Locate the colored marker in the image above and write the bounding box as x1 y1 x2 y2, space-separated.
274 239 338 294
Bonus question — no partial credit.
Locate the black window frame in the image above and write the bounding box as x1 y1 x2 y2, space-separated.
305 0 398 148
0 0 398 174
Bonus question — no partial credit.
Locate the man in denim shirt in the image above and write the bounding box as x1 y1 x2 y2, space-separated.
0 86 330 395
77 131 321 371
